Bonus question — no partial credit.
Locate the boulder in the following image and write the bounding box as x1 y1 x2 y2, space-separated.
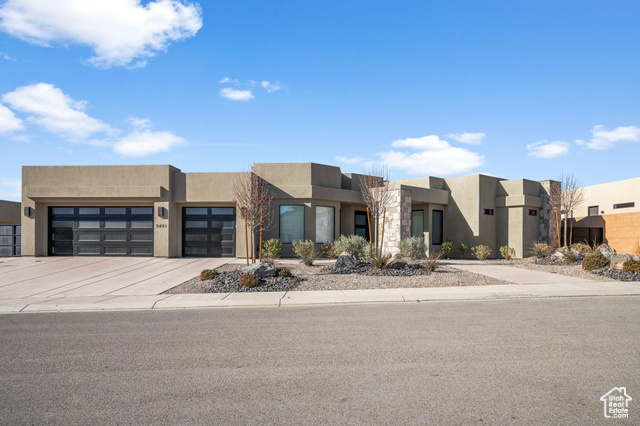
242 262 276 278
610 253 633 269
553 247 584 261
385 254 409 270
598 244 617 257
333 253 358 270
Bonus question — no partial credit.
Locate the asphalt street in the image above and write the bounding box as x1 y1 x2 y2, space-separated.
1 297 638 425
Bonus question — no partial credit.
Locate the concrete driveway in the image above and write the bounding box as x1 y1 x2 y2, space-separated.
0 257 230 298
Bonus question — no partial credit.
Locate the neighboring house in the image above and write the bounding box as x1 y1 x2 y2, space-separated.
20 163 559 259
571 177 640 254
0 199 21 257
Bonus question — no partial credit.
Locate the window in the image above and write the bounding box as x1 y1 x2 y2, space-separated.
185 207 208 215
432 210 443 245
483 209 494 215
528 209 537 216
588 206 599 216
212 208 235 215
130 207 153 215
280 205 304 243
78 221 100 228
613 202 635 209
79 207 100 215
52 207 74 215
411 210 424 238
315 206 334 243
105 207 126 215
354 211 369 241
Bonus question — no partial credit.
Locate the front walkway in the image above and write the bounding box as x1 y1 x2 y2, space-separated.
441 259 598 284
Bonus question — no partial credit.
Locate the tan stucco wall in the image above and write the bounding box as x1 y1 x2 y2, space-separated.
574 177 640 217
0 200 21 224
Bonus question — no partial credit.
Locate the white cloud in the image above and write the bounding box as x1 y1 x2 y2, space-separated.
2 83 112 140
0 103 23 133
446 132 485 145
0 178 21 201
1 52 16 61
261 81 281 93
526 140 570 159
391 135 450 151
379 147 485 175
0 0 202 68
111 130 185 157
127 117 152 130
577 125 640 150
220 87 254 101
335 156 368 164
219 77 239 85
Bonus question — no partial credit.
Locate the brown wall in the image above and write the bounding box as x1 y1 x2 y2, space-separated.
0 200 21 224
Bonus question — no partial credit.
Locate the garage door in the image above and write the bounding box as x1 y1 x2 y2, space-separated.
182 207 236 257
49 207 154 256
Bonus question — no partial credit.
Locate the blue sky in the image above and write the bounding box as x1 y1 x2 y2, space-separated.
0 0 639 201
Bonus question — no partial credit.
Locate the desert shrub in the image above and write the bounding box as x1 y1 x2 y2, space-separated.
441 240 454 259
371 252 392 269
321 241 338 258
471 245 491 261
457 243 470 258
622 259 640 274
500 245 516 260
563 251 578 264
200 269 218 281
333 235 370 259
425 252 441 272
277 266 293 277
261 239 282 261
398 237 427 260
530 242 553 259
292 239 318 266
581 252 610 270
571 242 592 254
239 273 260 288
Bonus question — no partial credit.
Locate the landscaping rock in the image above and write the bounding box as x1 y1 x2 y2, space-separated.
333 253 358 270
598 244 617 257
241 262 276 278
553 247 584 261
385 254 410 270
610 254 633 269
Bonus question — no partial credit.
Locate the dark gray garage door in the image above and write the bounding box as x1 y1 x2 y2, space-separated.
182 207 235 257
49 207 154 256
0 225 20 256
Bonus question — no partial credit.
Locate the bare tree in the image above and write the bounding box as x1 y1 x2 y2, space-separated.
233 167 274 263
359 163 393 256
550 173 585 248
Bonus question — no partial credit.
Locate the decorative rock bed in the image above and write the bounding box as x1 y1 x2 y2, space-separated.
197 270 302 293
327 260 431 277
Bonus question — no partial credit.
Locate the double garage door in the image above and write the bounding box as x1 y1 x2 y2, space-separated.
49 207 154 256
48 206 236 257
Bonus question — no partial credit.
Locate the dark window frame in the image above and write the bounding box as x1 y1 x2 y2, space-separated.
279 204 305 243
483 209 494 216
528 209 538 216
354 210 370 241
613 202 635 209
432 209 444 246
588 206 599 216
411 209 425 238
0 224 21 256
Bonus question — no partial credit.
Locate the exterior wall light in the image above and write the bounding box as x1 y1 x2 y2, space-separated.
24 206 32 217
157 207 166 218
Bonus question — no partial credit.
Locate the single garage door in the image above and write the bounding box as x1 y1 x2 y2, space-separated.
182 207 236 257
49 207 154 256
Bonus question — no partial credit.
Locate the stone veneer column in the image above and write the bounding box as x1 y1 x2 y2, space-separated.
539 180 560 248
380 188 412 254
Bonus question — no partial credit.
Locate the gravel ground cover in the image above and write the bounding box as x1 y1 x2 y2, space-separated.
486 258 620 282
164 261 511 294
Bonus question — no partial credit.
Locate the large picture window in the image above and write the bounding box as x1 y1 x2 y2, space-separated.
315 206 335 243
432 210 443 245
411 210 424 238
280 205 304 243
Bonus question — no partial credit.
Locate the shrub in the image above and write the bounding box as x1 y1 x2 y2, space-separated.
371 252 391 269
261 239 282 261
471 245 491 261
441 240 454 259
239 273 260 288
333 235 370 259
200 269 218 281
530 242 553 259
425 252 441 272
500 245 516 260
581 252 610 271
457 243 470 258
321 241 338 259
292 239 318 266
571 242 592 254
622 259 640 274
398 237 427 260
277 266 293 277
563 250 578 264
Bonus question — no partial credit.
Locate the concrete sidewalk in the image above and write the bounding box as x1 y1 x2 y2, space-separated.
1 280 639 313
442 259 599 284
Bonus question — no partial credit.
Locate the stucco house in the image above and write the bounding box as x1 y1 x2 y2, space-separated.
19 163 559 259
